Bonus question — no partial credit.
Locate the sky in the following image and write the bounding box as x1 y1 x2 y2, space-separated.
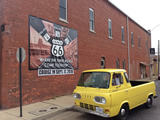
109 0 160 53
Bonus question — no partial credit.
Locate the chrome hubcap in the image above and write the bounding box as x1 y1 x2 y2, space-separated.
121 108 126 116
148 98 151 103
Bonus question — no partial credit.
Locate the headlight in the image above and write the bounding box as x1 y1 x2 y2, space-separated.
101 97 106 104
73 93 81 99
94 96 106 104
73 94 77 99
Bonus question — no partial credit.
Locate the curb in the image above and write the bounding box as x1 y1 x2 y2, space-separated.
32 106 73 120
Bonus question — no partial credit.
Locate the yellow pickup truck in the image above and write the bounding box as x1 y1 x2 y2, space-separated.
73 69 157 120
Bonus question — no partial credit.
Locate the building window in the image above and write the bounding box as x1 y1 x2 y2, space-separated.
116 59 120 69
59 0 67 21
108 19 112 38
101 57 105 68
89 8 94 32
146 40 148 50
131 32 133 45
122 60 125 69
138 36 141 47
122 26 124 42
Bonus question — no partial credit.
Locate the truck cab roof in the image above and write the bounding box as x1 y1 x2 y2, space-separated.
82 69 126 73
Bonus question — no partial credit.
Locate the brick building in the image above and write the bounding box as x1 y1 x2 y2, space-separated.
0 0 151 109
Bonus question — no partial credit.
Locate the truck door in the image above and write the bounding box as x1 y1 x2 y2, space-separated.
110 73 128 115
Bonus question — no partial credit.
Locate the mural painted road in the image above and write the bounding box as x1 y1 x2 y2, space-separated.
44 80 160 120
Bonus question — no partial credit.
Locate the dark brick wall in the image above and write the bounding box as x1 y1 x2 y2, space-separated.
0 0 151 109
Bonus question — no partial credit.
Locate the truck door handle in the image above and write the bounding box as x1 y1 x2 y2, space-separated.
125 90 128 92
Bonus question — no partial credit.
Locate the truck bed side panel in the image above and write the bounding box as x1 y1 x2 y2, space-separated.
128 82 156 109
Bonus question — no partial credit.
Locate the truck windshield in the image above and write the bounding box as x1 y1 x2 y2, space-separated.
78 72 110 89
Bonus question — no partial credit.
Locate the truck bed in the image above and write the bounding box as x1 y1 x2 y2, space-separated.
130 80 151 87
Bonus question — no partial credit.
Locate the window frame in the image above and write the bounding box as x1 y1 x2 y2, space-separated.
89 8 95 32
59 0 68 22
108 19 112 38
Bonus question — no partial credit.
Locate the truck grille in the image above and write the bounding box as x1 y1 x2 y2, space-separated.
80 102 97 110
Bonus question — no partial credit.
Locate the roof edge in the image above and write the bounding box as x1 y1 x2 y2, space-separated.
108 0 151 34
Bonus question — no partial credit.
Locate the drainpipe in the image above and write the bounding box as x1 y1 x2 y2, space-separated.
127 17 130 80
148 32 151 79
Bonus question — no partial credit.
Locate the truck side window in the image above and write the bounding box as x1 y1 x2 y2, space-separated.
112 73 123 86
124 72 129 83
120 75 124 84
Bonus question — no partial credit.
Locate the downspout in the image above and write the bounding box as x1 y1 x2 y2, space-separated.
148 32 151 79
127 17 130 80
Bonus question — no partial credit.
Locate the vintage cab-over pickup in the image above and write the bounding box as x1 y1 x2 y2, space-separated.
73 69 157 120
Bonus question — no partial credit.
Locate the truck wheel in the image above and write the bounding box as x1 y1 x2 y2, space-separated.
145 96 152 108
116 104 129 120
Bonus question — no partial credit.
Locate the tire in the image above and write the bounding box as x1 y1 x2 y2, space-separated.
145 96 152 108
116 104 129 120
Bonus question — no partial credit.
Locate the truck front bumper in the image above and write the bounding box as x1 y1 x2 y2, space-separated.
73 105 109 118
